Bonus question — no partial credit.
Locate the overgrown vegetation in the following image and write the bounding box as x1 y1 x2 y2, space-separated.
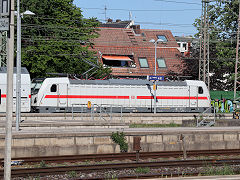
204 164 235 176
129 123 181 128
111 132 128 152
39 160 47 168
68 171 77 178
135 167 150 174
194 0 240 90
104 171 118 179
20 0 111 79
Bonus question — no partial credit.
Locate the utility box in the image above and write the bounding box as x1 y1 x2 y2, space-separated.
133 136 141 151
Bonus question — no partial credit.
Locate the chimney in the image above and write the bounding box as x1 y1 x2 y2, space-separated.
131 25 141 34
107 18 113 23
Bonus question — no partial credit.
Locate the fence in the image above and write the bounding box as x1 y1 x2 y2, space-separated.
71 104 123 122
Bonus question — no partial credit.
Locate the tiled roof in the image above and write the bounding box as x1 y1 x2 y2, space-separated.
92 27 184 78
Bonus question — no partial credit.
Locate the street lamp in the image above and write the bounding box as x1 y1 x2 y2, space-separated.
16 3 35 131
149 39 163 114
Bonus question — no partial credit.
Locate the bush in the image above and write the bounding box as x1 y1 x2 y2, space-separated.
111 132 128 152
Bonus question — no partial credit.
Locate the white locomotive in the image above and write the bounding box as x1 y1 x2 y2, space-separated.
0 67 211 113
0 67 31 113
31 77 211 113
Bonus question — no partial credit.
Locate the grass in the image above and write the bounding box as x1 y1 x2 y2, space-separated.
68 171 77 178
27 175 40 180
204 164 235 176
104 171 118 179
39 160 47 168
135 167 150 174
129 123 181 128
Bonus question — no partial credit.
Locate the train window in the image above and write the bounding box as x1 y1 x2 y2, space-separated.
51 84 57 92
198 86 203 94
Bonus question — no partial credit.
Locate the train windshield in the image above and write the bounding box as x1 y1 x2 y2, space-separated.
31 78 45 95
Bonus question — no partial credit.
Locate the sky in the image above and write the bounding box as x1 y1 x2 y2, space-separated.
73 0 202 37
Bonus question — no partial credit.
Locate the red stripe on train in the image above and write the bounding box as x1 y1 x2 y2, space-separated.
44 95 208 100
45 95 130 99
137 96 208 100
1 94 6 98
1 94 31 98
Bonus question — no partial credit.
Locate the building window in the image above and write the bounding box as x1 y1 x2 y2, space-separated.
157 58 167 68
102 55 133 68
138 58 149 68
157 35 168 42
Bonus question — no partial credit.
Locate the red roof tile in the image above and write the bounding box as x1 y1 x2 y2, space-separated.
92 27 184 78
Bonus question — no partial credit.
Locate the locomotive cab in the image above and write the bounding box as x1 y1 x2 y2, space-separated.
0 67 31 113
31 77 69 113
185 80 211 112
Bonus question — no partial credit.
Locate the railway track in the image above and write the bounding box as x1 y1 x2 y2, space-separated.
1 158 240 178
2 149 240 165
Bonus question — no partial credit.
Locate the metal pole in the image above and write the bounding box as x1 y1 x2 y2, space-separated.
110 105 112 121
4 0 15 178
213 106 216 124
207 18 210 90
199 0 210 89
199 7 203 81
81 105 83 121
203 1 207 83
16 0 21 131
120 105 123 123
71 104 74 120
154 41 157 114
234 0 240 101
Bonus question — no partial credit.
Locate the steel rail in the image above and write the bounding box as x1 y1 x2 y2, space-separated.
1 149 240 165
1 158 240 178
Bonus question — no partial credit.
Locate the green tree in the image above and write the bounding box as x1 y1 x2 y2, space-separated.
194 0 239 90
20 0 111 79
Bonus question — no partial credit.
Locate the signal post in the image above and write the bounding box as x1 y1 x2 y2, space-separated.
1 0 15 179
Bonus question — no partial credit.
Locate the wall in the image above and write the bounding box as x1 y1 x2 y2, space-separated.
0 128 239 158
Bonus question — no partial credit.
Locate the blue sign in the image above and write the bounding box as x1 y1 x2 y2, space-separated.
148 75 164 81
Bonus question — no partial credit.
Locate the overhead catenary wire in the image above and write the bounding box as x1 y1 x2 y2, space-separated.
19 21 238 44
26 16 197 28
19 33 240 44
80 7 201 12
18 14 199 36
17 10 239 50
154 0 202 5
18 24 221 37
20 15 239 35
79 0 229 36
